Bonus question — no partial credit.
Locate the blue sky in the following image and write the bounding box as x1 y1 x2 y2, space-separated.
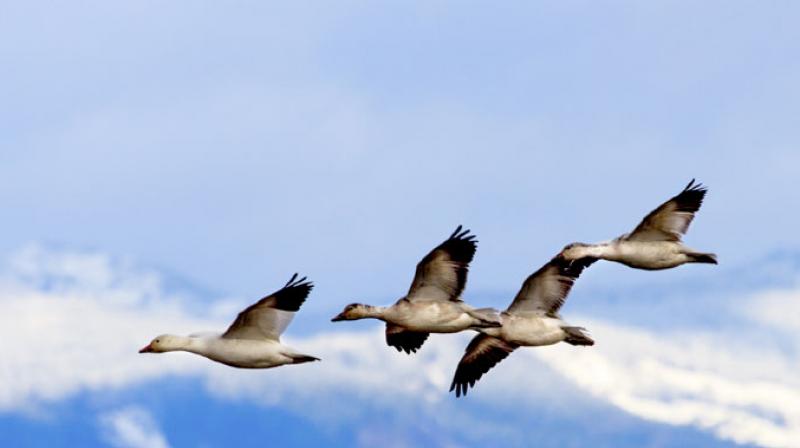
2 2 800 447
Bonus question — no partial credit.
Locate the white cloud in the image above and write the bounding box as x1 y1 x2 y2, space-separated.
536 320 800 448
0 245 215 411
99 406 170 448
2 245 800 447
748 287 800 334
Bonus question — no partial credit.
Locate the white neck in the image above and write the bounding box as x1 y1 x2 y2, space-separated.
579 241 615 259
358 305 388 320
163 335 208 354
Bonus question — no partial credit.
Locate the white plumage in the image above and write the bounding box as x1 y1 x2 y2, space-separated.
139 274 319 369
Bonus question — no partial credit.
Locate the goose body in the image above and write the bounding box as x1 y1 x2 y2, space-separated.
357 300 490 333
450 256 594 397
332 226 500 354
139 274 319 369
482 313 568 346
560 179 717 270
569 240 705 270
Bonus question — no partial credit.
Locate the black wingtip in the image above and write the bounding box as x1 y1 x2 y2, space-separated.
451 381 467 398
284 273 311 289
270 274 314 311
669 179 709 214
683 178 707 193
448 224 476 242
449 379 462 397
285 272 299 287
386 330 428 354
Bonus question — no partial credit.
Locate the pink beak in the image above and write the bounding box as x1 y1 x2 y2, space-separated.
139 343 154 353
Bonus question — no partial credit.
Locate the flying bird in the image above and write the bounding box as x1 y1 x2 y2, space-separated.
450 255 594 397
560 179 717 270
139 273 319 368
331 225 500 354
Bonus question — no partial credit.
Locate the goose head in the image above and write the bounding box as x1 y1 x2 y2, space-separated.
331 303 375 321
560 242 590 259
139 334 186 353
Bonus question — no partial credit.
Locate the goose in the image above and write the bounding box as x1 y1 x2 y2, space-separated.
450 255 594 397
139 274 319 368
331 225 501 354
560 179 717 270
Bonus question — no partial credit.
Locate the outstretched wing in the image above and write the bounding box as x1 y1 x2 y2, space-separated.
625 179 708 242
407 225 477 302
450 334 517 397
222 273 313 341
506 255 592 316
385 324 430 354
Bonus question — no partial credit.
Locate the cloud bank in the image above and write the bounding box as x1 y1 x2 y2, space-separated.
1 245 799 447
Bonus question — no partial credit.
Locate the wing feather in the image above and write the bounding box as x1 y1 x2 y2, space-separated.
406 225 477 302
385 324 430 354
506 255 592 316
221 273 313 341
450 334 517 397
625 179 708 242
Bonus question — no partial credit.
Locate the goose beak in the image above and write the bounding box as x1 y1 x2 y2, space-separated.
139 343 154 353
331 313 345 322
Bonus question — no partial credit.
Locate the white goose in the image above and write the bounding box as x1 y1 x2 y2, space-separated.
450 255 593 397
139 274 319 368
560 179 717 270
331 226 500 354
